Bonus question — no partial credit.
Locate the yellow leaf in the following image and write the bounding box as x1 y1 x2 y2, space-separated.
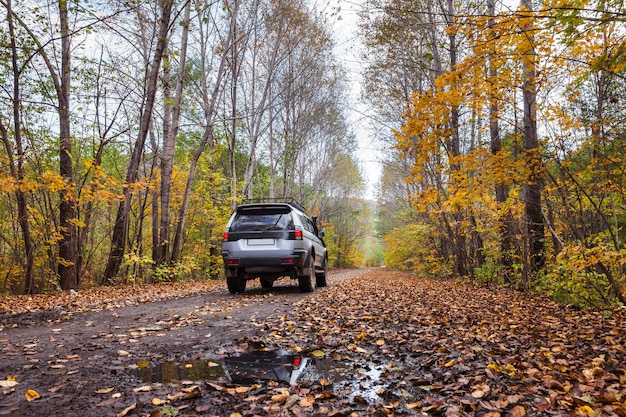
96 387 115 394
375 339 385 346
312 350 325 358
25 389 40 401
151 397 167 405
407 401 421 409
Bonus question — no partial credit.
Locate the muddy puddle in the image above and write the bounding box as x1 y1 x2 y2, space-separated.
130 350 388 400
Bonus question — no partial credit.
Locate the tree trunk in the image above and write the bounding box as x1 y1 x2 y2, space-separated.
228 10 240 207
171 0 238 263
157 1 191 267
520 0 545 282
487 0 513 281
104 0 174 282
447 0 468 277
3 0 35 294
57 0 78 290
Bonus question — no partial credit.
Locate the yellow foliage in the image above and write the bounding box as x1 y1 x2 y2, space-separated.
383 224 450 277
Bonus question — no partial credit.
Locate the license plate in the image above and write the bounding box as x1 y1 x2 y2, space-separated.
247 238 275 246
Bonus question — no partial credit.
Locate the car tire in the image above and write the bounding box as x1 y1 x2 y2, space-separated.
316 257 328 287
260 277 274 288
298 255 316 293
227 270 247 294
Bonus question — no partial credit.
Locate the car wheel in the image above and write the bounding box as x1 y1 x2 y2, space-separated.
316 256 328 287
227 270 247 294
260 277 274 288
298 255 316 293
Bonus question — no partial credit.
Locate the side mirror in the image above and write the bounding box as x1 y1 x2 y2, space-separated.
318 228 325 239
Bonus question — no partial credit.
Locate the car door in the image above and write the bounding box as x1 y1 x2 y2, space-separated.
302 216 325 267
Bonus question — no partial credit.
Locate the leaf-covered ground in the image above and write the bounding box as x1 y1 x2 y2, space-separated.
249 270 626 416
1 269 625 416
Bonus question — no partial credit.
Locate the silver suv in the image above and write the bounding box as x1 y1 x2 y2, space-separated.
221 201 328 294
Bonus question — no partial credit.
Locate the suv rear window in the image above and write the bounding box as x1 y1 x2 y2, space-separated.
230 212 294 232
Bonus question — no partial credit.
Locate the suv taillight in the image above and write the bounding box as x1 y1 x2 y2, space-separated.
223 232 229 241
294 228 303 240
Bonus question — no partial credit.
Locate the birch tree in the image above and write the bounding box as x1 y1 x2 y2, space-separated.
104 0 175 281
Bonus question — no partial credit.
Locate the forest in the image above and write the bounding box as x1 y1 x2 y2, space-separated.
367 0 626 308
0 0 372 296
1 0 625 308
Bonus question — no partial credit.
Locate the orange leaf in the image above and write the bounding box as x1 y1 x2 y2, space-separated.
25 389 40 401
510 405 526 417
300 395 315 407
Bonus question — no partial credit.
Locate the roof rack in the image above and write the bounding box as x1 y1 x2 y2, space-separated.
241 197 307 214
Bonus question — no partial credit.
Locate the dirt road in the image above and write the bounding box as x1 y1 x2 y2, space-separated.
1 268 625 417
0 270 367 416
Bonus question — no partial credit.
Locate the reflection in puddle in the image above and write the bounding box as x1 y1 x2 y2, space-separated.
131 350 388 401
132 359 226 384
225 350 300 384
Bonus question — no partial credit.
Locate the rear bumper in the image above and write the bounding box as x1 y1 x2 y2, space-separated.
222 249 307 271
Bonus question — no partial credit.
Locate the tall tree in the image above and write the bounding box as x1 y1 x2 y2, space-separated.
487 0 513 280
156 0 191 267
104 0 175 281
0 0 34 293
170 0 239 263
519 0 545 281
2 0 81 290
57 0 79 290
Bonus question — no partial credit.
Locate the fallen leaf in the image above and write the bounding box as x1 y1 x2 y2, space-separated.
312 349 325 358
510 405 526 417
117 350 130 357
25 389 40 401
133 385 152 392
96 387 115 394
117 402 137 417
300 395 315 407
471 389 486 398
0 379 18 388
271 390 290 403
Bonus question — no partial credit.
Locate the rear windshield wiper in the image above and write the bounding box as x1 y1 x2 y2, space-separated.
264 215 283 231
